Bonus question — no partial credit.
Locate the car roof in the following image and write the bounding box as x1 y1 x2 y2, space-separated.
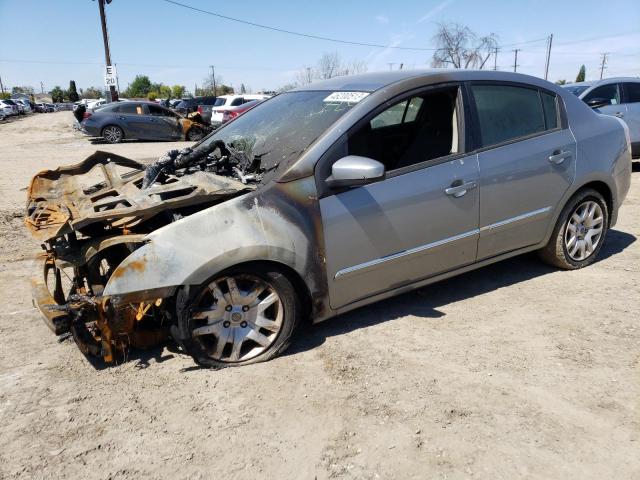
291 69 565 93
568 77 640 88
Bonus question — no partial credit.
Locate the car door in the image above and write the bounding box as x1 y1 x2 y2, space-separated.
141 104 181 140
621 82 640 155
469 83 576 260
116 103 149 139
319 85 480 309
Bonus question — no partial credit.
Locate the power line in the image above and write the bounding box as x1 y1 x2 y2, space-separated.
160 0 441 51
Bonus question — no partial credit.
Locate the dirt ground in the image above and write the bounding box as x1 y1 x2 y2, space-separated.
0 112 638 480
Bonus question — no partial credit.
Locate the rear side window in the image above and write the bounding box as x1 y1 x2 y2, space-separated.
471 85 545 147
231 97 244 106
624 83 640 103
120 103 142 115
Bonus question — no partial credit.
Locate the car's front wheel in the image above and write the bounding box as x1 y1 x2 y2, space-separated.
176 265 300 368
186 127 205 141
539 188 609 269
102 125 124 144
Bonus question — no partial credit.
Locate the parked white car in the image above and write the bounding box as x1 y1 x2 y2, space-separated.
0 104 13 120
210 94 271 125
0 99 19 116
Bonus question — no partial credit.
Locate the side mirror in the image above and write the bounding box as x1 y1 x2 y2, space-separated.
326 155 385 189
586 97 610 108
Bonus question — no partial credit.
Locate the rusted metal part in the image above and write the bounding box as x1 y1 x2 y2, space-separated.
25 151 251 242
31 276 70 335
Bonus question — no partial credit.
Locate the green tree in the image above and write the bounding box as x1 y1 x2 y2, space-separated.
148 91 158 101
82 87 103 99
69 80 80 102
555 79 567 85
50 86 64 103
240 83 247 94
126 75 152 97
68 80 80 102
576 65 586 83
11 86 34 95
158 85 172 99
0 92 10 100
171 85 185 98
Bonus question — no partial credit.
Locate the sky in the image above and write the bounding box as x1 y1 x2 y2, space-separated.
0 0 638 95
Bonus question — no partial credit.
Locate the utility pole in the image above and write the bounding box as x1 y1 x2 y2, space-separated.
96 0 118 102
115 62 120 93
399 63 404 70
40 81 44 94
493 47 499 71
306 66 312 83
210 65 216 96
512 49 521 73
544 34 553 80
599 53 608 80
387 62 395 71
0 75 5 95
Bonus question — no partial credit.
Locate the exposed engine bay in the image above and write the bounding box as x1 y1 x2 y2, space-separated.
25 140 268 363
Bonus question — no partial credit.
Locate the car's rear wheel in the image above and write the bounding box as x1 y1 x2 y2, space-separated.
539 188 609 269
176 265 300 368
102 125 124 144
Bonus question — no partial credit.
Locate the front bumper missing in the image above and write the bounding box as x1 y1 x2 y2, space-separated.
31 257 171 364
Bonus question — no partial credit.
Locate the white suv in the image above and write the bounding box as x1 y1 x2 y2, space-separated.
210 94 270 125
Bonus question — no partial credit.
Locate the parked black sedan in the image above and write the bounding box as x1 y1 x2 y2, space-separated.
79 101 210 144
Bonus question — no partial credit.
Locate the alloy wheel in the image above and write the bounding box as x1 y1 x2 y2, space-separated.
103 126 122 143
564 200 604 261
188 274 284 363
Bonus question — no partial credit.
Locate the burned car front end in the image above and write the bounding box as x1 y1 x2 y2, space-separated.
25 149 256 362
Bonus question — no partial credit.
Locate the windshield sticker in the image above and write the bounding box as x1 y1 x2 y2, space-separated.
323 92 369 103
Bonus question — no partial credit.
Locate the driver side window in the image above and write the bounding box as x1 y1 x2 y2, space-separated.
584 84 620 106
347 86 461 172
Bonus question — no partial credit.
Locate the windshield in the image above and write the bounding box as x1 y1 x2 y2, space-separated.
195 90 366 180
563 85 589 96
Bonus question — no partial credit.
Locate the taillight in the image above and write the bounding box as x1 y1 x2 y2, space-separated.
197 105 203 113
82 112 92 120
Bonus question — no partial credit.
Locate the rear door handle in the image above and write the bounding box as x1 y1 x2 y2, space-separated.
445 180 477 198
548 150 572 165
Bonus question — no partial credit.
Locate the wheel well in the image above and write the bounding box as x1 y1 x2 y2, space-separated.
579 181 613 216
229 260 313 324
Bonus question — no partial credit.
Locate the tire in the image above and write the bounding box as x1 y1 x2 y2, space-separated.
186 127 205 141
175 264 301 368
539 188 609 269
102 125 124 144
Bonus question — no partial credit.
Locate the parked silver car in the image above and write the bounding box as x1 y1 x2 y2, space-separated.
564 77 640 158
27 71 631 368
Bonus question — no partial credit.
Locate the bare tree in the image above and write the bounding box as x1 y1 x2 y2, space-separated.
317 52 343 80
295 66 315 85
431 23 498 70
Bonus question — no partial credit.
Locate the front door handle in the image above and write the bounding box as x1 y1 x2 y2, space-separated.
614 112 624 118
445 180 477 198
548 150 572 165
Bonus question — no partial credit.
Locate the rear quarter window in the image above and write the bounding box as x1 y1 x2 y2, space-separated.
471 84 546 147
